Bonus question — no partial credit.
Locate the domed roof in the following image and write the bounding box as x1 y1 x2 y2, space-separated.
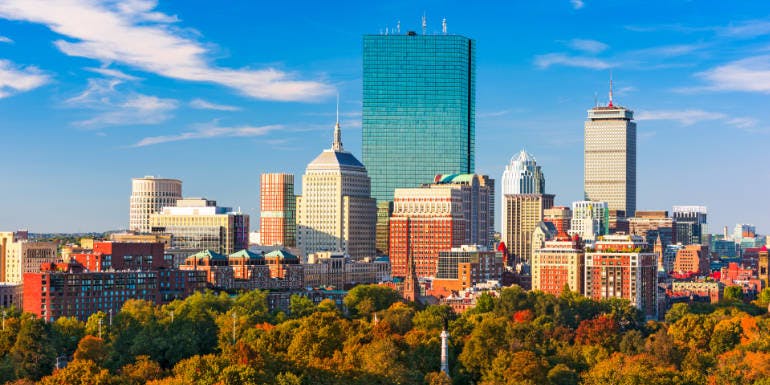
511 149 536 164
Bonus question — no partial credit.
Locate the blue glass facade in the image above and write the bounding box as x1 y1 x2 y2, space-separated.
362 33 476 202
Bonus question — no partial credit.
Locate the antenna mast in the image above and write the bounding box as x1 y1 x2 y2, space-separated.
608 70 614 108
442 18 447 34
422 13 427 35
397 20 401 34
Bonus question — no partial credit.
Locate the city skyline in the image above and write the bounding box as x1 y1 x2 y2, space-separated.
1 1 770 233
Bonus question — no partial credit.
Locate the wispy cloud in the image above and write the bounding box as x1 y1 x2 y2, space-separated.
0 59 49 98
635 109 725 126
67 78 177 127
479 109 512 118
726 117 758 129
189 98 240 111
534 53 611 70
570 0 584 10
134 121 282 147
0 35 12 44
85 67 139 81
722 20 770 38
696 55 770 93
568 39 607 53
0 0 333 101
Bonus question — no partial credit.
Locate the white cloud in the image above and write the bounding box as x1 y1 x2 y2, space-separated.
0 59 49 98
134 122 281 147
726 117 757 129
85 67 139 81
635 109 726 126
189 98 240 111
67 78 177 127
568 39 607 54
0 36 12 43
478 109 511 118
0 0 333 101
722 20 770 38
534 53 611 70
697 55 770 93
571 0 584 10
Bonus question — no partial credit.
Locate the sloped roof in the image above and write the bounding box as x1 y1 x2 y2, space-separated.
189 249 227 261
307 149 365 171
228 249 264 260
265 249 299 261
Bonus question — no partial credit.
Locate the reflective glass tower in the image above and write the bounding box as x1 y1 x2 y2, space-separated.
363 30 476 202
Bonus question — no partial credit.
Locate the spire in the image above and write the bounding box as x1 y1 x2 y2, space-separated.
333 93 343 151
608 70 614 108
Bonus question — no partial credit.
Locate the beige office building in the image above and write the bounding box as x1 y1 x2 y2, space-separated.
5 240 58 283
584 91 636 216
129 176 182 233
150 198 249 256
296 117 376 260
532 236 585 296
502 194 554 265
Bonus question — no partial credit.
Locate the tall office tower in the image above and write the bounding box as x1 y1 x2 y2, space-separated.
375 201 393 255
389 187 466 278
501 194 555 265
362 30 475 202
569 201 609 242
544 206 572 235
259 173 296 247
130 176 182 233
584 234 658 319
502 150 545 195
150 198 249 256
532 235 585 296
296 116 376 260
432 174 495 248
628 210 675 248
584 81 636 216
672 206 707 245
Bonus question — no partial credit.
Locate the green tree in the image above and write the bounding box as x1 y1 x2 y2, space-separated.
343 285 401 317
10 315 55 380
51 316 85 357
73 336 109 365
547 363 579 385
665 303 689 324
38 359 119 385
724 286 744 302
289 295 315 318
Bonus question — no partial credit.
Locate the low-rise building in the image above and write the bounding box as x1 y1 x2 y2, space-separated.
431 245 503 295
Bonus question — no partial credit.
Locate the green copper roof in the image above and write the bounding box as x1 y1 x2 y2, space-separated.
436 173 475 184
190 249 227 261
228 250 264 260
265 249 299 260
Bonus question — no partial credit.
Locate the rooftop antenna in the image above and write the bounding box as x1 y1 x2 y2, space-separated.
333 93 343 151
442 18 447 34
397 20 401 34
594 91 598 107
608 70 614 108
385 26 389 35
422 13 427 35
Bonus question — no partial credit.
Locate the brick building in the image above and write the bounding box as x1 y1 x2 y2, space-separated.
532 235 584 296
584 235 658 318
673 244 710 275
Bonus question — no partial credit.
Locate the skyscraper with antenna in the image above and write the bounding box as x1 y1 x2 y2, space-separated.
584 74 637 217
362 17 475 204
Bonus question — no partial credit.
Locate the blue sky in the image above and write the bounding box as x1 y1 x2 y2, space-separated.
1 0 769 234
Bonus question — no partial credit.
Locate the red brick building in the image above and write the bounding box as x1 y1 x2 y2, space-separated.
673 244 710 275
72 241 169 271
389 188 465 278
584 235 658 318
543 206 572 235
23 261 205 321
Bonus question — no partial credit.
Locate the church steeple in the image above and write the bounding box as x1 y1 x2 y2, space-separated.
332 94 344 152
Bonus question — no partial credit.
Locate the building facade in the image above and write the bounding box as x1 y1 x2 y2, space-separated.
362 32 475 202
150 198 249 256
569 201 609 242
432 174 495 248
628 211 675 248
389 187 465 278
501 150 545 196
259 173 296 247
5 240 58 284
532 235 585 296
584 235 657 318
129 176 182 233
544 206 572 235
296 118 376 260
673 244 710 275
433 245 503 294
501 194 555 265
584 95 636 217
673 206 707 245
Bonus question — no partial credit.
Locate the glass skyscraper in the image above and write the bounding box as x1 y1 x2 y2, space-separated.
363 32 476 202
